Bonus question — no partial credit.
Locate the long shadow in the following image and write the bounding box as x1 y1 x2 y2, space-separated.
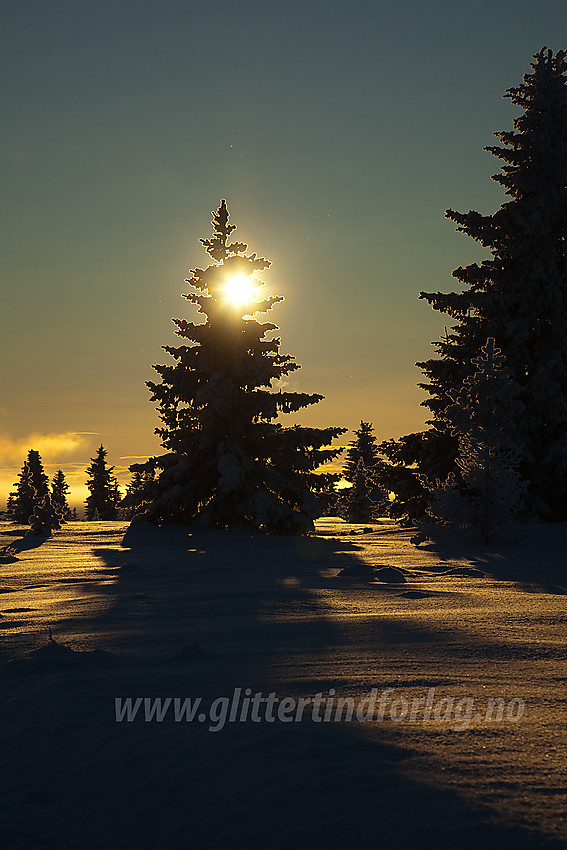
1 520 564 847
0 533 49 557
412 523 567 590
72 521 363 667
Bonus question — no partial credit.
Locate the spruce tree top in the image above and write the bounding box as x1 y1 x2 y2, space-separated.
149 200 323 437
487 47 567 203
422 47 567 323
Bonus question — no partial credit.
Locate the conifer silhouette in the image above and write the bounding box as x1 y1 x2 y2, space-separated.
137 200 345 533
8 450 50 524
51 469 72 521
423 338 526 541
85 445 121 520
383 48 567 520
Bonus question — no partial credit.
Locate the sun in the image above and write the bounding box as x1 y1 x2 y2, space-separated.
224 274 257 306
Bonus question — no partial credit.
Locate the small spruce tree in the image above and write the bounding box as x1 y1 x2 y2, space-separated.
423 338 526 542
85 445 121 520
343 422 380 481
51 469 72 521
138 199 345 533
341 420 391 522
340 459 376 523
343 421 389 512
27 493 62 537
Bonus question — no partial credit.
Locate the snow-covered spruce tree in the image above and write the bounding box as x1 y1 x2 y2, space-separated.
121 460 157 518
138 200 345 533
27 450 49 503
416 472 473 541
8 462 36 523
343 422 380 481
423 338 526 542
340 459 376 523
8 450 50 524
386 47 567 521
51 469 72 521
27 493 62 537
376 430 439 523
343 420 389 512
85 445 121 520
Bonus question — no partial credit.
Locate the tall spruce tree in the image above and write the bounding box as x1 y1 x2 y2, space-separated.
85 445 121 520
8 450 50 524
51 469 72 521
384 47 567 521
9 462 36 524
138 199 345 533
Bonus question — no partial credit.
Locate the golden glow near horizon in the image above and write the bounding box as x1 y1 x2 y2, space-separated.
224 274 258 307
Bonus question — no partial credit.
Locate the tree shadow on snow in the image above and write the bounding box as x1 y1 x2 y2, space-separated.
412 523 567 590
1 519 564 848
0 532 50 561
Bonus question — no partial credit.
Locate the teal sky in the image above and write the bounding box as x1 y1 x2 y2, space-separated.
2 0 566 505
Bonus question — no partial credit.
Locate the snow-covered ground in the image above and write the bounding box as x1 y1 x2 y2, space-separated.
0 518 565 849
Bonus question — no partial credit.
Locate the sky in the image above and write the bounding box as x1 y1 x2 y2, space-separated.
2 0 567 507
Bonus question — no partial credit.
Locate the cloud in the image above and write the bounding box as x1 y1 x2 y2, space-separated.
0 431 91 464
0 434 104 509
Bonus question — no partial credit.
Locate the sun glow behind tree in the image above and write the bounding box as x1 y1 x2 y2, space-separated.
134 199 345 532
223 273 260 308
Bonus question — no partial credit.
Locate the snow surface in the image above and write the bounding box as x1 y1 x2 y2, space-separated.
0 518 565 849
